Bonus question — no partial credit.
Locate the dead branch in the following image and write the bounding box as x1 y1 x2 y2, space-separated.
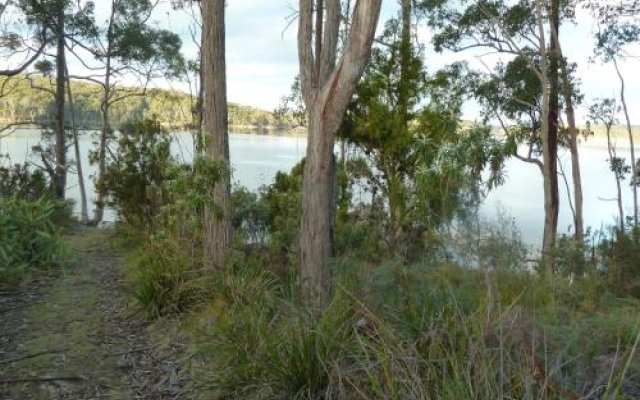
0 375 87 384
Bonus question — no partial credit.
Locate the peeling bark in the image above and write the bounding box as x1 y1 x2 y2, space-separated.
298 0 382 308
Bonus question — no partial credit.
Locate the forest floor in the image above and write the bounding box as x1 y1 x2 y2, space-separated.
0 228 192 400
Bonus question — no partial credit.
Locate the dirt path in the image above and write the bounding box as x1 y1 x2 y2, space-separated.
0 228 190 400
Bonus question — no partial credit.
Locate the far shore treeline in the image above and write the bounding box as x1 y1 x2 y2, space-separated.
0 75 299 131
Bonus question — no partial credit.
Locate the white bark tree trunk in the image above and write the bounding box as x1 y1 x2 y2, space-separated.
535 0 555 273
298 0 382 308
560 62 584 243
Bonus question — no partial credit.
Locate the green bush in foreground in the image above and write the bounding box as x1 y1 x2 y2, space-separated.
124 235 212 317
0 196 71 285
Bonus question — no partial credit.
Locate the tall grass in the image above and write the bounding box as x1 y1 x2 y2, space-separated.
186 259 640 400
123 235 213 317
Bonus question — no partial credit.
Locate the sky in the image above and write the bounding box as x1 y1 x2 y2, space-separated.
84 0 640 124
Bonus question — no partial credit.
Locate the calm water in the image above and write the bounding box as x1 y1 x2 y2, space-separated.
0 130 634 245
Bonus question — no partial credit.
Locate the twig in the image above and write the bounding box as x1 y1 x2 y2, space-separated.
0 349 65 365
108 346 155 357
0 305 25 314
0 375 87 384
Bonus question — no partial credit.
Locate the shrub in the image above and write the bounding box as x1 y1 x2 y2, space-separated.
98 118 174 231
258 162 304 258
598 228 640 297
0 161 49 200
0 196 71 285
124 235 211 317
197 267 356 400
231 186 269 245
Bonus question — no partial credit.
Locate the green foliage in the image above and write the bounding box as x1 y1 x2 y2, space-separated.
598 228 640 297
0 159 76 228
340 13 505 257
230 159 362 265
0 162 49 200
231 186 269 244
159 156 226 235
0 196 71 285
0 75 299 131
99 118 173 230
110 134 226 316
257 162 304 256
124 234 211 317
195 264 356 400
188 246 640 399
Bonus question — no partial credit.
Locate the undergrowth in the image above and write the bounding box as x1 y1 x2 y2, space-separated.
0 195 72 286
184 260 640 399
108 122 640 398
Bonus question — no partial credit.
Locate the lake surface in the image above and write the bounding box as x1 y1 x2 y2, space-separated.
0 129 635 246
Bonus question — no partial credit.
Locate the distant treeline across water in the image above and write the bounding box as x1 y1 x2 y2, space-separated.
0 75 297 131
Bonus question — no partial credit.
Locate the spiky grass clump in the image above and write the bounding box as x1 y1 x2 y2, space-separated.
191 260 640 400
0 196 71 285
124 236 211 317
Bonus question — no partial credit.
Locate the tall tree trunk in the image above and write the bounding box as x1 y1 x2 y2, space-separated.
203 0 232 267
547 0 560 246
300 107 336 306
64 69 89 224
93 1 116 225
560 61 584 243
298 0 382 308
613 57 638 228
385 0 412 255
53 1 66 199
196 23 205 156
93 76 111 225
387 168 405 255
535 0 554 273
398 0 411 123
605 125 625 231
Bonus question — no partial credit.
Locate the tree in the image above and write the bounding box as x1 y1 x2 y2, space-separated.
65 63 89 223
202 0 232 267
421 0 582 268
14 0 96 199
0 1 47 77
64 0 183 224
558 43 584 244
52 0 67 199
547 0 561 249
589 98 626 232
590 0 640 229
297 0 382 308
339 3 505 258
171 0 204 155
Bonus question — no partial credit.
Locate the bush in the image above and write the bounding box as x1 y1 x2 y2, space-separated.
231 186 269 245
0 162 49 200
196 265 356 399
98 118 174 231
598 228 640 297
0 196 71 285
124 235 211 317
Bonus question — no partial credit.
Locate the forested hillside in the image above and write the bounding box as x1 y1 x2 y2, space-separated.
0 75 293 130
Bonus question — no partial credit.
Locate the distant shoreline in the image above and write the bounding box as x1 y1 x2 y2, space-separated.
3 121 638 142
0 123 308 137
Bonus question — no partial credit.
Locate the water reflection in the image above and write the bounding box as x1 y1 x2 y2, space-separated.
0 129 633 245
